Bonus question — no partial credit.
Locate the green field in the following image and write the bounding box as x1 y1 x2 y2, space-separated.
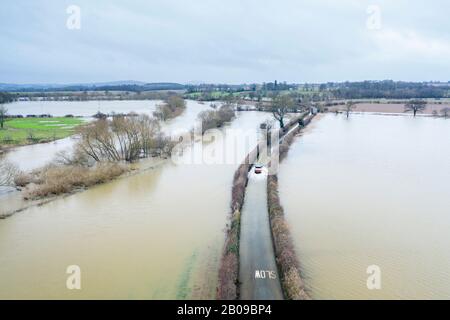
0 117 85 146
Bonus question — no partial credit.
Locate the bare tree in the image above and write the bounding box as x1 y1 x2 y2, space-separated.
0 159 18 186
441 107 449 119
198 104 235 135
404 100 427 117
77 114 168 162
0 105 8 129
135 114 161 157
344 101 356 118
299 95 312 111
268 95 294 129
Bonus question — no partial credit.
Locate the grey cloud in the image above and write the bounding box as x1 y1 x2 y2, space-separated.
0 0 448 83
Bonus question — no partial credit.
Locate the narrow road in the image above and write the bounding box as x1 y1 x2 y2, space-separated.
239 166 284 300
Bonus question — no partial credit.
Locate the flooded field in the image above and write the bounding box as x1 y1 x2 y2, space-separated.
0 111 273 299
7 100 162 117
279 114 450 299
2 100 211 172
329 103 449 115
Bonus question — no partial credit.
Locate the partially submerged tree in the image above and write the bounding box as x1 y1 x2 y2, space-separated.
0 105 8 129
404 100 427 117
77 114 166 162
153 95 186 121
0 159 18 187
268 95 295 129
198 104 235 135
344 101 356 118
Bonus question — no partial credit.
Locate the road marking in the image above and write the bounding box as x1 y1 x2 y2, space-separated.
255 270 277 280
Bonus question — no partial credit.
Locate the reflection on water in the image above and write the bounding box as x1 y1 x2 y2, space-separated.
0 111 274 299
279 114 450 299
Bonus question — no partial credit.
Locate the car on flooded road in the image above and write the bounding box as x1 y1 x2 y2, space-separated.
254 164 263 174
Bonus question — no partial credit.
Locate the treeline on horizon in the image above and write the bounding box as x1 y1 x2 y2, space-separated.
324 81 450 99
1 80 449 101
186 80 450 100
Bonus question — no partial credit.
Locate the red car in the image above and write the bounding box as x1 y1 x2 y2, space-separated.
254 164 263 174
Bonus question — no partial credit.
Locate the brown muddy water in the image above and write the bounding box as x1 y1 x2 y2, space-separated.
0 111 274 299
279 113 450 299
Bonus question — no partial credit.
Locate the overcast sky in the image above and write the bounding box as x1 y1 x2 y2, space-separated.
0 0 449 84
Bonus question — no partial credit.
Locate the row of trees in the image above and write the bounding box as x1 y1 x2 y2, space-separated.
265 94 319 128
328 81 450 99
198 104 236 134
153 95 187 121
0 92 14 104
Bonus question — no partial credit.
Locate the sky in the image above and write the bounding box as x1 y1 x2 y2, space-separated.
0 0 449 84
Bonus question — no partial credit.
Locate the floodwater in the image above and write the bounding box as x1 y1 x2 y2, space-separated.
7 100 162 117
279 113 450 299
3 100 211 172
239 169 283 300
3 137 77 172
0 111 274 299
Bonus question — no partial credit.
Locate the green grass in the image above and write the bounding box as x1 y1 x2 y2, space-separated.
0 117 85 146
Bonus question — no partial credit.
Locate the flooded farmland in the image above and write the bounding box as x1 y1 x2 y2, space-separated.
6 100 162 117
0 109 273 299
2 100 211 172
279 114 450 299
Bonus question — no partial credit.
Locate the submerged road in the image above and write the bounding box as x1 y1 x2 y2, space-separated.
239 167 284 300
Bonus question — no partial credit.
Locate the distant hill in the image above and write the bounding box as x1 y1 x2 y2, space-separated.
0 81 185 92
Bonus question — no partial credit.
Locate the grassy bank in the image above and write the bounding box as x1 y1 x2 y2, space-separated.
267 114 314 300
0 117 84 146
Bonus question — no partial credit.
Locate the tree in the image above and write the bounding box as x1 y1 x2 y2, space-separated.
153 96 186 121
344 101 356 118
0 92 14 104
268 95 294 129
0 105 8 129
198 104 235 135
404 100 427 117
0 159 18 186
77 115 165 163
440 107 449 119
299 95 312 111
